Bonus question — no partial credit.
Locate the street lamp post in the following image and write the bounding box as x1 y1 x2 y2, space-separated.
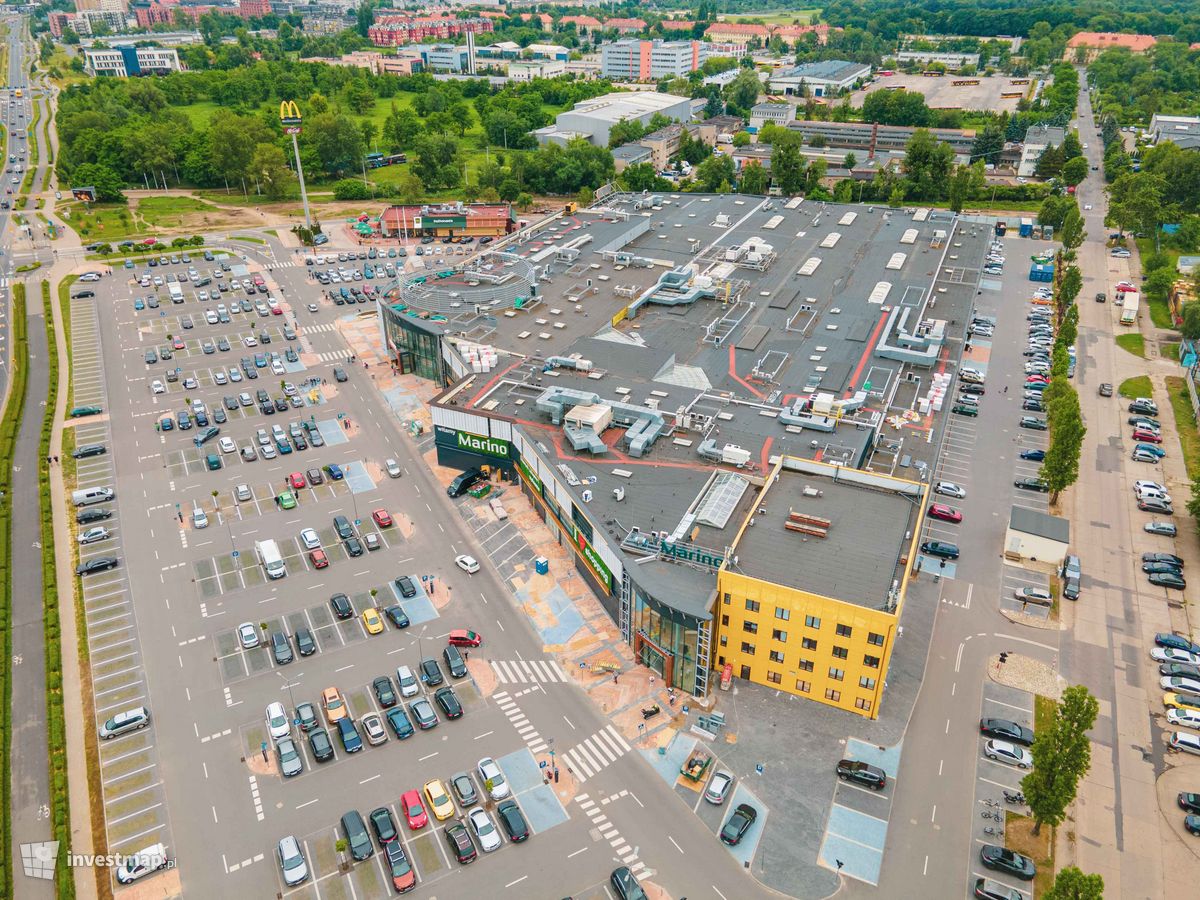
277 671 297 719
280 101 312 231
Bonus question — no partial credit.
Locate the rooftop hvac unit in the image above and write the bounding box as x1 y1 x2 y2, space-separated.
581 489 593 503
613 487 625 502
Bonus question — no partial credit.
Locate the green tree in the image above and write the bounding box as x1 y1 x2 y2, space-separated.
843 152 857 170
732 131 751 148
694 154 735 192
902 129 954 200
397 171 424 204
1058 205 1085 253
383 108 423 151
1181 302 1200 341
1044 866 1104 900
739 161 768 195
70 163 125 202
888 184 906 208
333 178 370 201
607 118 646 149
355 1 375 38
1040 382 1085 502
412 134 460 190
947 162 982 213
1061 156 1088 187
1021 685 1099 835
577 186 595 207
771 138 806 196
249 143 295 200
305 111 365 179
725 68 761 113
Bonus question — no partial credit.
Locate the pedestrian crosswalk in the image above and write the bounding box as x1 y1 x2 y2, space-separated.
493 690 547 754
303 322 338 334
311 351 347 363
561 725 632 783
577 793 645 876
490 658 567 685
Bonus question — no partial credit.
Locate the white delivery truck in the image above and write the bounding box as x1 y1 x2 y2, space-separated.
255 539 286 579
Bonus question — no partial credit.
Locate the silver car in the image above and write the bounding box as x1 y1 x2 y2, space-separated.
468 806 502 852
704 769 734 805
277 835 308 886
934 481 966 499
276 737 303 777
478 756 510 800
984 739 1032 769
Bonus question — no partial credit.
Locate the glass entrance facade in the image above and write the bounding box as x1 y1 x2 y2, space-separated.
381 306 444 382
631 585 706 695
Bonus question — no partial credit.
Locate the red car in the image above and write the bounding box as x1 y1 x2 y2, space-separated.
1133 429 1162 444
1025 375 1049 384
288 472 306 490
447 629 483 648
271 306 283 315
401 789 428 830
1115 281 1135 293
172 337 185 350
928 503 963 523
372 508 393 528
310 548 329 569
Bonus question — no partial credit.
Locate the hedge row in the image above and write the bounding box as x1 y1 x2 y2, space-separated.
0 282 31 899
39 281 73 900
19 100 40 197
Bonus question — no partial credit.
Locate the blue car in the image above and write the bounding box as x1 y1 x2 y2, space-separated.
1157 633 1200 656
276 438 292 455
134 298 145 311
160 417 174 432
337 717 362 752
1019 449 1045 461
385 707 414 740
326 463 344 481
254 353 268 368
1136 443 1166 459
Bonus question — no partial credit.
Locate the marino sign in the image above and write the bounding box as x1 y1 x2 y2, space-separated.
659 538 724 571
436 425 512 459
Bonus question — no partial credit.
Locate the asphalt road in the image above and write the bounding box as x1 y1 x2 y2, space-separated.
5 22 66 895
83 240 764 899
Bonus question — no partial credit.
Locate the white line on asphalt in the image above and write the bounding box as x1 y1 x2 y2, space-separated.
295 799 319 810
668 836 684 854
418 752 437 762
563 715 575 730
983 696 1032 713
359 774 381 785
566 847 587 859
474 731 493 741
505 876 528 888
955 642 965 673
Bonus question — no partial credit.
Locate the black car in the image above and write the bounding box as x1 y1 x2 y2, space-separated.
344 535 364 557
334 515 354 540
420 657 444 686
452 772 478 807
373 676 398 708
223 395 239 410
306 467 324 485
496 799 529 842
384 605 410 629
1019 449 1045 461
979 845 1035 880
1129 400 1159 416
1144 552 1185 569
271 631 293 665
369 806 398 844
1014 478 1049 492
836 759 886 789
434 686 463 719
959 383 985 396
76 556 119 575
330 592 353 619
920 540 959 559
76 507 113 525
1180 792 1200 814
274 397 288 413
719 803 757 845
1144 561 1184 575
1021 399 1044 412
443 644 467 678
334 367 348 383
341 810 373 861
445 823 477 863
296 702 319 732
979 717 1034 746
309 728 334 762
611 866 648 900
395 575 417 598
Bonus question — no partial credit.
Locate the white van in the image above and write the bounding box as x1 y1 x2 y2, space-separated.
72 487 114 506
256 539 286 579
115 843 170 884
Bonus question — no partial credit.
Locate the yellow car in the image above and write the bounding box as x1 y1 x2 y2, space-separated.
362 607 384 635
1164 692 1200 714
322 686 346 724
423 778 455 821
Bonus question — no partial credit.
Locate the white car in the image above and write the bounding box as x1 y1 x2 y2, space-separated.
934 481 966 499
1169 731 1200 755
300 528 321 551
385 458 402 478
984 739 1032 768
235 484 252 502
78 526 110 544
1153 647 1200 665
455 554 480 574
205 310 219 325
237 622 260 649
150 380 165 394
1167 708 1200 730
1014 587 1053 605
272 360 286 376
244 336 258 347
477 756 510 800
1083 204 1092 211
396 665 419 698
79 272 101 282
277 835 308 887
218 437 236 454
1162 676 1200 695
213 371 227 385
468 807 502 852
259 444 277 460
1134 481 1167 495
265 701 290 741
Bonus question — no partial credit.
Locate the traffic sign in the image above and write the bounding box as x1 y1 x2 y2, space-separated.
231 550 240 558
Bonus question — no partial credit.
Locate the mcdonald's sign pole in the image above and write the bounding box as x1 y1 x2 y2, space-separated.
280 100 312 230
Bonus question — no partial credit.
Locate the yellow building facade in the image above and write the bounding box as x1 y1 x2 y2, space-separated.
713 459 926 719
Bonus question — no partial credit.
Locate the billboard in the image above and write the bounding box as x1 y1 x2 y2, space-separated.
71 186 97 203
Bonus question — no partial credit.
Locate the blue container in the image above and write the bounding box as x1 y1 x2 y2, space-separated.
535 556 549 575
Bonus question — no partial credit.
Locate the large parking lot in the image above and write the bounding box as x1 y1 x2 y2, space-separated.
67 239 758 899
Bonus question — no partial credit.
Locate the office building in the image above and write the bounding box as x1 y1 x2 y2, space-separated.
1149 114 1200 151
768 60 871 98
1018 124 1065 178
749 102 792 130
507 59 566 81
84 46 183 76
601 39 708 81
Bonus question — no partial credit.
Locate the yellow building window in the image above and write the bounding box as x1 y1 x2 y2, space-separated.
798 658 814 672
802 637 817 650
828 667 844 681
836 624 853 637
769 650 784 663
771 629 787 642
766 671 781 684
855 698 873 712
825 688 841 701
868 632 884 646
796 679 811 693
864 655 881 669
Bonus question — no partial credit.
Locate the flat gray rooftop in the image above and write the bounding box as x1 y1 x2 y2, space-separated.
728 468 921 607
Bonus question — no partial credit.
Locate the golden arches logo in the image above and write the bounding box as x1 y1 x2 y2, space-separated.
279 100 302 123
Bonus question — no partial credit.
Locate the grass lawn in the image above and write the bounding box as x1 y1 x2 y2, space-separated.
725 10 822 24
1004 812 1054 897
1165 375 1200 480
137 195 220 229
62 202 140 241
175 100 224 129
1135 237 1180 329
231 235 265 244
1162 342 1181 361
1119 375 1153 398
1034 694 1056 734
1116 333 1146 358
